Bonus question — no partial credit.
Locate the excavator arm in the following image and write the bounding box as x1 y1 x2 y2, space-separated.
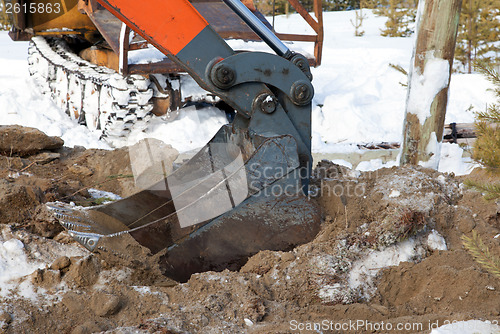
49 0 320 282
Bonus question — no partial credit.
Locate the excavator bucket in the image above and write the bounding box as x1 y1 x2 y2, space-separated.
47 0 321 282
48 125 320 282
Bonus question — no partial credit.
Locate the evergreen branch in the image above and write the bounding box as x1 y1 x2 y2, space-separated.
389 63 408 86
494 89 500 98
475 63 500 87
389 63 408 76
475 108 500 123
462 230 500 279
470 65 500 174
487 104 500 117
463 180 500 200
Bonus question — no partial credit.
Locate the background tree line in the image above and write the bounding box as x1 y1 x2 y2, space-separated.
254 0 499 72
254 0 361 14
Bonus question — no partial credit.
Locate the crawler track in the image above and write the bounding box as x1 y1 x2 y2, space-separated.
28 36 157 144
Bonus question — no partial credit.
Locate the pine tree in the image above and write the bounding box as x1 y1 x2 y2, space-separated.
254 0 361 14
322 0 361 11
254 0 290 15
360 0 379 9
455 0 500 73
466 64 500 200
375 0 417 37
350 7 366 36
373 0 499 71
463 66 500 280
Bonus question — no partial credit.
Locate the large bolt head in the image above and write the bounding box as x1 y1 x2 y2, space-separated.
291 81 313 106
253 93 277 114
291 54 313 81
211 63 236 89
261 96 277 114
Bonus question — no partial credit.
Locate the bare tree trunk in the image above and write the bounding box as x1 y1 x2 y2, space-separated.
399 0 462 168
468 0 472 74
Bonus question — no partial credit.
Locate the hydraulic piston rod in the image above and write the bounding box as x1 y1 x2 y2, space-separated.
222 0 292 58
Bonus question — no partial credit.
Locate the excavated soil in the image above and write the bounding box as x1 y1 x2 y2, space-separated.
0 126 499 334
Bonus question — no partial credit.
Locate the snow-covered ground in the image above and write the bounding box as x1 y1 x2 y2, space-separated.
0 37 110 149
0 10 496 174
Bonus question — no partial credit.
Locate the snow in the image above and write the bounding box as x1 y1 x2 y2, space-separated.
331 159 353 169
0 237 41 283
419 131 441 170
2 238 23 253
128 37 312 65
131 286 153 294
0 10 497 172
347 238 424 298
352 142 476 175
316 232 440 303
128 47 166 65
438 142 479 175
0 234 44 299
0 37 109 150
88 188 122 201
302 10 494 173
244 318 254 327
123 106 228 153
431 320 500 334
388 189 401 198
427 230 447 251
94 268 132 289
356 159 398 172
0 224 89 301
406 56 451 125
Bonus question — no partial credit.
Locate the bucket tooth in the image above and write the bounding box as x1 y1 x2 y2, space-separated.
46 204 93 231
59 220 92 232
68 231 101 252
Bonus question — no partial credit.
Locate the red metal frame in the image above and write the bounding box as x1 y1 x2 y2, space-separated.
79 0 323 75
276 0 323 66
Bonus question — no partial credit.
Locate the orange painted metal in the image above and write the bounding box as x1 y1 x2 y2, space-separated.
96 0 209 56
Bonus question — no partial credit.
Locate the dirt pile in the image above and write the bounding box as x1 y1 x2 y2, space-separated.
0 130 164 226
0 127 499 333
0 125 64 156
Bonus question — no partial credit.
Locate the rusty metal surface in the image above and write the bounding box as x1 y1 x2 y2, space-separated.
79 0 320 74
128 59 186 75
10 0 96 36
88 0 320 74
85 8 122 53
193 2 259 40
79 47 119 71
8 29 31 41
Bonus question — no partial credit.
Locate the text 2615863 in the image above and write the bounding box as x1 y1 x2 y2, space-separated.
5 2 61 14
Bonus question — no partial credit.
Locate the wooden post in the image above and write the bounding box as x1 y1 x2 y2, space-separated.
119 22 130 76
313 0 323 66
399 0 462 168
